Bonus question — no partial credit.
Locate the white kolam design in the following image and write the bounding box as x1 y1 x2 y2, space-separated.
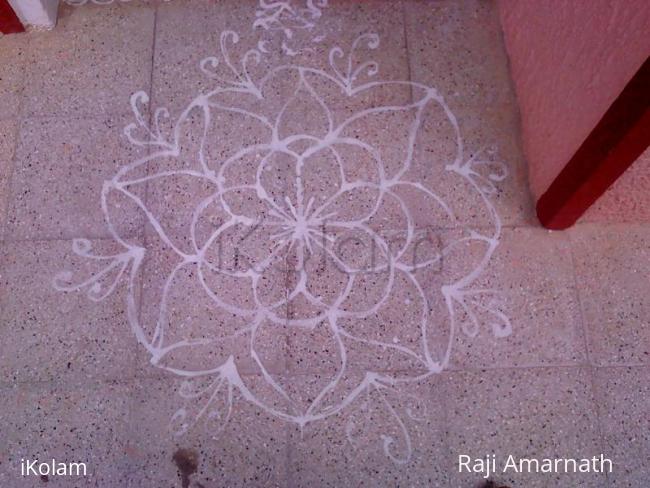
54 11 511 465
254 0 328 56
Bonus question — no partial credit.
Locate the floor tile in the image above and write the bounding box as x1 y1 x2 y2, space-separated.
0 239 139 384
404 0 534 227
125 375 289 487
593 366 650 487
283 224 451 378
570 224 650 366
284 226 586 375
285 225 585 375
0 32 28 120
21 3 154 119
135 229 289 379
139 101 292 248
287 372 450 487
6 115 147 241
443 227 586 370
153 0 409 115
446 367 606 488
0 119 17 238
0 380 132 487
581 147 650 224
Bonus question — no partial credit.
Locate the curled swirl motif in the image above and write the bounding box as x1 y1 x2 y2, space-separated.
254 0 329 56
54 26 511 464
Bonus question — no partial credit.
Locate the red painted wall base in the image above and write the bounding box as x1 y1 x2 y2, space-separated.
537 56 650 230
0 0 24 34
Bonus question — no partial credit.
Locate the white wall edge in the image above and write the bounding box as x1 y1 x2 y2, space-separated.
7 0 59 29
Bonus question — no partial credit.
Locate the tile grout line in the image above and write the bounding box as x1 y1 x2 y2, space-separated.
284 246 292 488
356 5 445 482
123 4 159 486
139 2 159 254
1 232 145 245
274 362 593 380
0 31 30 244
440 369 455 488
401 0 414 105
0 227 486 255
570 220 650 229
0 375 140 395
134 0 158 339
0 221 585 244
14 108 140 124
0 117 22 244
585 366 613 488
5 222 649 246
566 231 612 487
8 362 650 394
284 183 295 486
566 231 594 367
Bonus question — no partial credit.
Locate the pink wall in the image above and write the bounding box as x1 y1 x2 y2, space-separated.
498 0 650 200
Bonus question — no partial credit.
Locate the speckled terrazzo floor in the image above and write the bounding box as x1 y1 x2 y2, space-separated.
0 1 648 487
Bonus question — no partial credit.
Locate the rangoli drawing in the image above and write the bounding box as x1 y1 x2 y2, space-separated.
54 0 511 464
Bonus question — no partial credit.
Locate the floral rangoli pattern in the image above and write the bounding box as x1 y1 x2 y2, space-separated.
54 0 511 464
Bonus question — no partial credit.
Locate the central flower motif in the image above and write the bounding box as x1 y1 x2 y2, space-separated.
113 61 458 374
272 195 325 248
